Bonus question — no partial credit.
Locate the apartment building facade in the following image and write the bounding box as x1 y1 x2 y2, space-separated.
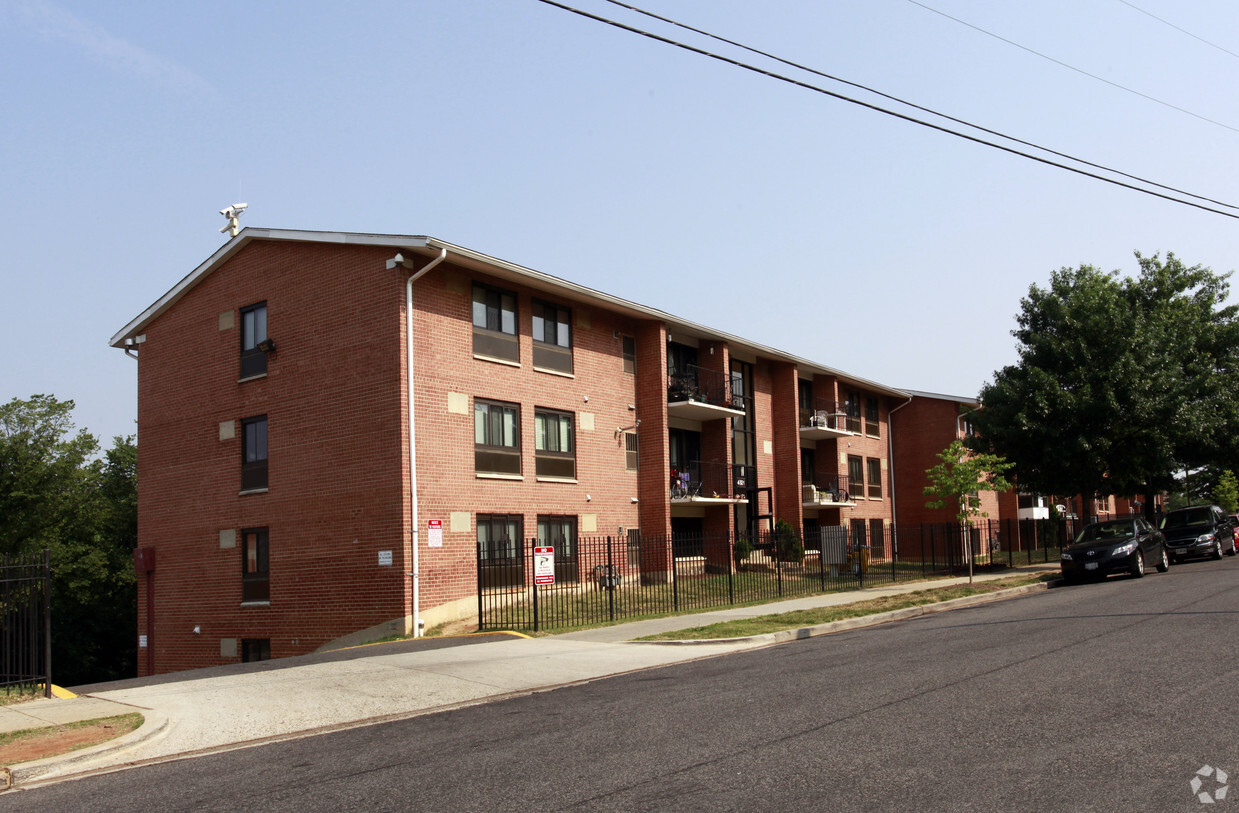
112 229 906 675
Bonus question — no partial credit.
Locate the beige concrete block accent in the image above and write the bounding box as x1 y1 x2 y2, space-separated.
450 512 471 532
763 440 773 455
881 458 888 471
581 514 597 533
219 311 234 331
220 420 236 441
580 412 595 431
220 638 237 658
219 529 236 549
447 392 468 415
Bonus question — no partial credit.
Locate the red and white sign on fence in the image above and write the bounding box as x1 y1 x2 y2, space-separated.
534 545 555 585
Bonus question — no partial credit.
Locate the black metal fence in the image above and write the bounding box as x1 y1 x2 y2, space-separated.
1 551 52 697
477 519 1072 632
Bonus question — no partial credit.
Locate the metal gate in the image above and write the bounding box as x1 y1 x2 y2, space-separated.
1 550 52 698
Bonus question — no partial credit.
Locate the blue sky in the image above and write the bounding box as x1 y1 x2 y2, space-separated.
4 0 1239 444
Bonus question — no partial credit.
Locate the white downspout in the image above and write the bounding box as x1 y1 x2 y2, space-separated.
886 395 914 556
390 248 447 638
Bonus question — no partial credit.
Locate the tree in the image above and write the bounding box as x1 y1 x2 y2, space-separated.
1213 470 1239 514
923 439 1015 526
923 439 1014 583
0 396 136 685
970 254 1239 520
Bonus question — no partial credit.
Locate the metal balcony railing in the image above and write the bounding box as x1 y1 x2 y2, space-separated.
668 364 742 410
671 459 749 500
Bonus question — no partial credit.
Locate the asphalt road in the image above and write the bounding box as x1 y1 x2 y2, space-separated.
12 557 1239 812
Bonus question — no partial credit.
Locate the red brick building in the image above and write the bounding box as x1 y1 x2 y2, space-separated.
112 229 909 675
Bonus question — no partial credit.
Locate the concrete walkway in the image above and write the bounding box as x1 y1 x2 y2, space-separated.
2 563 1059 789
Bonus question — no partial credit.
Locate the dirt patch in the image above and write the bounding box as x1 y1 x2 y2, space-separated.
0 713 143 766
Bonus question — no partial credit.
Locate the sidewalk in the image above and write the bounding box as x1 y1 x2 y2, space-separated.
1 563 1059 789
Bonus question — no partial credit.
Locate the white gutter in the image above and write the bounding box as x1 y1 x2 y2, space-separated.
389 248 448 638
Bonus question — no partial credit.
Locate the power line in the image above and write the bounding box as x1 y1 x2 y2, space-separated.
533 0 1239 220
602 0 1238 213
904 0 1239 135
1117 0 1239 61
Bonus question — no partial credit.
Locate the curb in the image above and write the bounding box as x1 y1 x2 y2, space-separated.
7 707 170 788
627 581 1052 646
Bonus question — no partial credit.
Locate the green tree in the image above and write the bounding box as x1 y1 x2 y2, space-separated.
923 439 1014 526
0 396 136 685
924 439 1014 582
1213 470 1239 514
970 254 1239 520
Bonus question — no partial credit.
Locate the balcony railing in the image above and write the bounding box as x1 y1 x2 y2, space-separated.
802 476 852 505
671 460 749 501
668 364 742 409
798 398 850 437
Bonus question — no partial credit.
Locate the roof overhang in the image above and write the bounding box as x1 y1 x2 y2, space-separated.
109 227 910 397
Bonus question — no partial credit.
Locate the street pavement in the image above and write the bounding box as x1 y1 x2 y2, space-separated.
1 563 1057 790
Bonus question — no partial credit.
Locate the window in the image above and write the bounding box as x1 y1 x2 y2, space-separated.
848 455 863 501
478 514 523 588
241 416 268 491
867 458 882 499
240 302 268 379
532 300 573 374
471 283 519 362
865 396 880 438
622 335 636 373
844 390 861 434
869 519 886 559
798 379 813 427
242 528 269 602
535 409 575 479
801 447 816 486
241 639 270 662
538 515 578 583
475 400 521 476
625 431 639 471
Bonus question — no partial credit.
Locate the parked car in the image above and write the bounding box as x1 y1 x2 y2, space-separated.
1230 514 1239 547
1061 518 1168 581
1160 505 1236 562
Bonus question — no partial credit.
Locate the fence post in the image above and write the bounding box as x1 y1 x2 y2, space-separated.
531 541 540 633
43 549 51 697
727 534 735 605
606 536 616 623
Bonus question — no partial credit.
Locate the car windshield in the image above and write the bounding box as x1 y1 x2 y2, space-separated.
1075 521 1135 543
1162 509 1212 529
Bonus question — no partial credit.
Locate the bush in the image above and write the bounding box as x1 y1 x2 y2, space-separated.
733 536 754 571
773 520 804 564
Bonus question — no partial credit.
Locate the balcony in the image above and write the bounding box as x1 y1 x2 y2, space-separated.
802 476 855 508
668 365 745 421
671 460 750 506
799 399 851 440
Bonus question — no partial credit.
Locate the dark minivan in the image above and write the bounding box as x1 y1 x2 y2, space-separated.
1160 505 1236 563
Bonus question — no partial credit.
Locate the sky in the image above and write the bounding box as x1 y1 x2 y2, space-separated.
4 0 1239 446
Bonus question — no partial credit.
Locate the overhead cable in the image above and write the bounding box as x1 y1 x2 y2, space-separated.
604 0 1238 213
905 0 1239 134
533 0 1239 220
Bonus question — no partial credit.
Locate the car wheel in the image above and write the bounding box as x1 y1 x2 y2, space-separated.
1214 540 1224 560
1132 550 1145 578
1156 547 1169 573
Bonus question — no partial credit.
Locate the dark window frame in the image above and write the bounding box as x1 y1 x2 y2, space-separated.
537 515 579 583
844 390 862 434
624 431 639 472
865 396 880 438
531 300 573 374
867 457 882 499
242 527 269 603
848 454 864 501
621 335 636 374
474 399 521 476
534 408 576 479
241 638 270 662
478 514 524 588
240 302 268 379
241 415 268 491
471 282 519 362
